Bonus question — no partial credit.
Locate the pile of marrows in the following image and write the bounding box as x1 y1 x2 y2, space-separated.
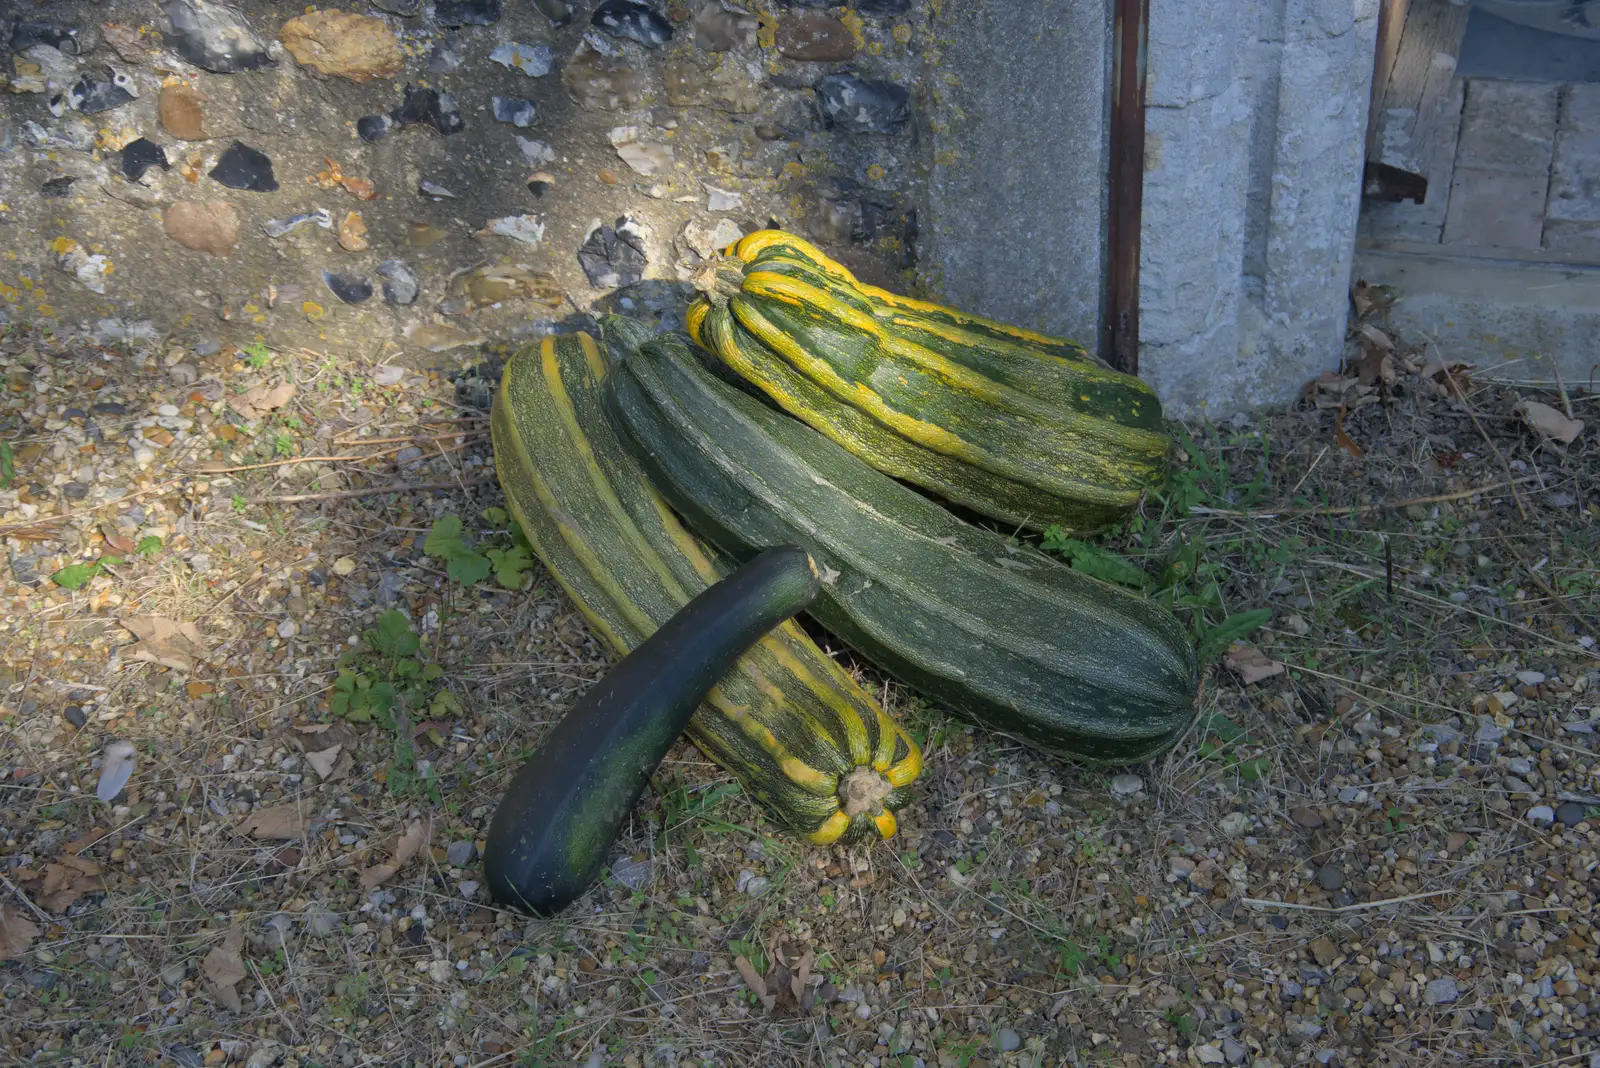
480 231 1199 915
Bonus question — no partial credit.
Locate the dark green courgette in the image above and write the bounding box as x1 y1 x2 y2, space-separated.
483 546 821 915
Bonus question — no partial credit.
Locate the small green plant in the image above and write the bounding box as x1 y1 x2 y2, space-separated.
423 515 492 586
242 341 272 369
330 610 456 799
1057 939 1089 975
1194 710 1272 782
482 507 537 590
232 494 248 514
331 610 441 727
1041 527 1151 588
934 1036 981 1068
516 1009 577 1068
333 974 369 1019
51 555 122 590
486 541 532 589
1038 504 1273 669
136 536 163 556
0 440 14 489
728 939 768 977
1195 608 1272 664
425 510 539 590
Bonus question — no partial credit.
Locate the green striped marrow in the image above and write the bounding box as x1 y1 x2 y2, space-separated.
606 330 1202 764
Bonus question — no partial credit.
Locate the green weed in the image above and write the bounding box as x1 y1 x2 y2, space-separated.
242 340 272 369
1037 426 1277 666
1195 710 1272 782
424 510 540 590
331 610 449 725
424 514 493 586
51 555 122 590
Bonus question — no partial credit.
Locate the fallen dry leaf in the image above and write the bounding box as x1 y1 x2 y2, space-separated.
63 828 109 855
1334 400 1365 460
1349 279 1397 318
0 905 40 961
790 946 814 1002
394 821 427 866
358 862 401 889
359 820 428 888
1225 643 1285 685
3 526 63 542
37 883 87 914
303 744 342 780
100 523 136 555
37 855 106 911
1514 400 1584 445
1304 371 1377 411
238 799 318 840
1420 359 1474 398
56 854 101 877
1353 345 1396 388
1188 856 1223 891
203 928 246 1012
1350 280 1373 318
229 381 296 422
120 616 209 673
1356 321 1393 352
735 955 776 1012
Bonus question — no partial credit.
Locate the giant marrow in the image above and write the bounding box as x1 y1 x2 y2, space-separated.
607 331 1201 764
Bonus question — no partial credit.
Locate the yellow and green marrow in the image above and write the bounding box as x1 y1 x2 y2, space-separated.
686 230 1172 534
490 327 921 846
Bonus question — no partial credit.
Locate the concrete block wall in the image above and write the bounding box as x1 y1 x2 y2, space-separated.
1139 0 1380 418
922 0 1378 419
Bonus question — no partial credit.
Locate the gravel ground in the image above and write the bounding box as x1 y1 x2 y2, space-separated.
1 289 1597 1068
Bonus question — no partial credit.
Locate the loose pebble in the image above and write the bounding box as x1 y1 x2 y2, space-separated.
1109 773 1144 798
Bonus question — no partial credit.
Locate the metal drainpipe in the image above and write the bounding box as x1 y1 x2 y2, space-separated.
1106 0 1151 376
